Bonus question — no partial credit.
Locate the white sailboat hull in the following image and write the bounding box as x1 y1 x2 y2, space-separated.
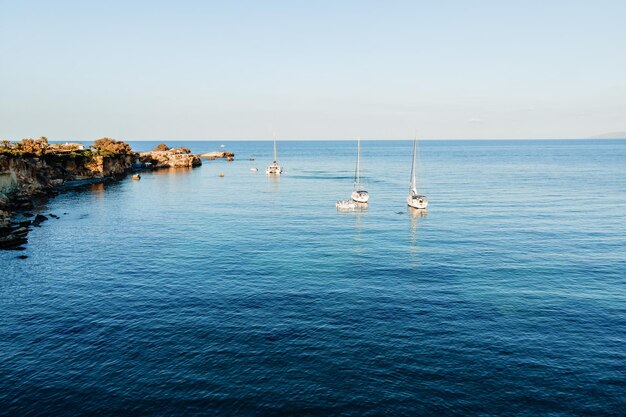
266 163 282 175
407 194 428 209
351 190 369 204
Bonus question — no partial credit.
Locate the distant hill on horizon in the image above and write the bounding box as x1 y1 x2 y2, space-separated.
590 131 626 139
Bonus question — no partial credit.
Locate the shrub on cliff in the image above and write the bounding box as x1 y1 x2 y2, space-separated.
15 137 49 156
43 149 94 165
153 143 170 151
0 140 13 155
92 138 133 155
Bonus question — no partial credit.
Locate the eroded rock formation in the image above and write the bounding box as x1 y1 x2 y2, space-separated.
139 148 202 168
200 151 235 160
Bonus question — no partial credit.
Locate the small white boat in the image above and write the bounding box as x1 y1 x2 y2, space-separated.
336 200 357 210
266 134 283 175
336 200 368 210
250 167 258 172
407 135 428 210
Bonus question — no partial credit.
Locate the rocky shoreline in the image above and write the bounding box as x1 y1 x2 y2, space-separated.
0 138 208 250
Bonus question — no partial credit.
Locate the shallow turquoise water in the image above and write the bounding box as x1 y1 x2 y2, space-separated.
1 140 625 415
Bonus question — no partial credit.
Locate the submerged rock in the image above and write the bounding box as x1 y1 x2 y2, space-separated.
13 226 29 236
32 214 48 226
0 233 27 250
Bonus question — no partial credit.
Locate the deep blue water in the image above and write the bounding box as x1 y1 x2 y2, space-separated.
1 140 625 416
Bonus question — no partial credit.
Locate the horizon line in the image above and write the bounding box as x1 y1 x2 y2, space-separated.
29 137 626 142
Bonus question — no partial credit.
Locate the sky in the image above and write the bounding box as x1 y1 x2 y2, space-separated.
1 0 625 140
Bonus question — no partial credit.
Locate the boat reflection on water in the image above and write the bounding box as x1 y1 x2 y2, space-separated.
408 206 427 251
267 173 281 199
354 209 364 242
335 202 367 243
408 206 427 220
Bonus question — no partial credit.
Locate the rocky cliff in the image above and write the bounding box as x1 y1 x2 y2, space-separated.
0 140 137 249
0 152 135 249
0 153 134 200
0 139 204 250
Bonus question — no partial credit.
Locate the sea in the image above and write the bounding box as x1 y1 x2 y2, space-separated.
1 140 625 416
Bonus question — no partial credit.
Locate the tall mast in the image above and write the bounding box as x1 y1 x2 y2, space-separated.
354 136 361 188
410 135 417 193
273 132 277 162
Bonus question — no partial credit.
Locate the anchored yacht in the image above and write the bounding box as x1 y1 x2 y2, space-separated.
407 135 428 210
266 135 283 175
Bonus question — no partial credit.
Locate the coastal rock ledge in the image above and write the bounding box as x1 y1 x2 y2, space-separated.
0 138 203 250
139 148 201 168
200 151 235 160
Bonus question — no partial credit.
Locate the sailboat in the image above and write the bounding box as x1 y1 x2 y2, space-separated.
336 137 369 209
351 137 369 203
407 135 428 210
265 134 283 175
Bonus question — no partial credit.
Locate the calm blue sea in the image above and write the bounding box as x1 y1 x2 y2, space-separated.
1 140 625 416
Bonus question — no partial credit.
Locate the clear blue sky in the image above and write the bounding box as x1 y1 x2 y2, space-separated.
1 0 625 140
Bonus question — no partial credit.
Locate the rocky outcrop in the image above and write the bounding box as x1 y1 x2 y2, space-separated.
0 139 204 250
200 151 235 160
139 149 202 168
0 151 135 250
83 154 135 177
0 153 134 198
0 213 29 249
